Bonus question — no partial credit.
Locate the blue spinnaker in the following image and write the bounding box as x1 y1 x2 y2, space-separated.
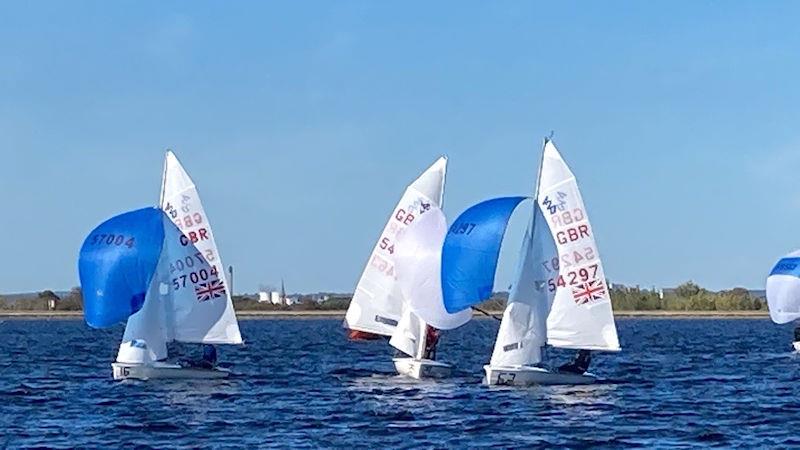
442 196 528 313
79 207 165 328
770 257 800 277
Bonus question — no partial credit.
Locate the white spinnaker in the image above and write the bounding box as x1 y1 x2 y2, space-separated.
394 207 472 330
160 151 242 344
490 203 556 366
766 250 800 324
346 157 447 336
540 141 619 351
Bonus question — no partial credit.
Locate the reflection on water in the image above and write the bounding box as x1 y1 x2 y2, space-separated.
1 317 800 447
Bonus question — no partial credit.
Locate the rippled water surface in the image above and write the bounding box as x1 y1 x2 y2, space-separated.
2 317 800 448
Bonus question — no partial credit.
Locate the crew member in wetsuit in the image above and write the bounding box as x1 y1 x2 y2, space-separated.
558 349 591 375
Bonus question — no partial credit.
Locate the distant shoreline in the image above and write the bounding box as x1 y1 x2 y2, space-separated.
0 310 770 319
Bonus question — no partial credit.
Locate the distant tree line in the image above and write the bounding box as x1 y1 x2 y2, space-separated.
0 287 84 311
0 282 765 312
610 281 765 311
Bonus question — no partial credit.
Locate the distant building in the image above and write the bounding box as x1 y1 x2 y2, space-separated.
312 294 330 304
257 291 270 303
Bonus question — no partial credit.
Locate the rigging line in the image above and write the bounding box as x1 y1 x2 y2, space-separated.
471 306 502 321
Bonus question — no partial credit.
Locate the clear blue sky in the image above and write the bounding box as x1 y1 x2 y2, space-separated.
1 2 798 294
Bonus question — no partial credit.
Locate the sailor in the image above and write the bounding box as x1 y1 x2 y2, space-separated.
200 344 217 368
423 326 440 360
558 349 591 375
794 326 800 343
185 344 217 369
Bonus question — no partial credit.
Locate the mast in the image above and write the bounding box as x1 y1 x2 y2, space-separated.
159 149 170 207
531 137 548 360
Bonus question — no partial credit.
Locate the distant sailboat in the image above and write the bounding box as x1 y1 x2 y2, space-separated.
398 138 620 385
79 151 242 380
344 157 452 378
766 251 800 351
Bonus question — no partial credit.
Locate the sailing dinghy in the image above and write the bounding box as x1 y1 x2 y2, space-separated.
344 157 454 378
399 139 620 385
766 251 800 351
80 151 242 380
483 138 620 385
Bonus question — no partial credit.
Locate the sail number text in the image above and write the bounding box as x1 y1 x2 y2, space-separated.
89 234 135 249
546 264 599 292
172 266 220 290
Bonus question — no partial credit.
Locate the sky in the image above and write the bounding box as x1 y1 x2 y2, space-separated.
1 2 800 294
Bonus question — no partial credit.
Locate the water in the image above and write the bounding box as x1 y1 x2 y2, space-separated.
2 318 800 448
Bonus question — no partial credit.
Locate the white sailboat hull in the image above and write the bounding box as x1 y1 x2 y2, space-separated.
393 358 452 379
793 341 800 352
112 362 230 380
483 365 596 386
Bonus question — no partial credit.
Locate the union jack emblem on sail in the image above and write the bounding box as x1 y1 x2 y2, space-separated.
195 279 227 302
571 279 606 305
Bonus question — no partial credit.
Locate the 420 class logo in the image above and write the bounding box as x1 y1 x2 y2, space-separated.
542 192 567 215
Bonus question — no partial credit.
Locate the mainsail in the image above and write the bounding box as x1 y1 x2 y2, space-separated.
157 150 242 345
538 141 619 351
345 157 447 337
766 250 800 324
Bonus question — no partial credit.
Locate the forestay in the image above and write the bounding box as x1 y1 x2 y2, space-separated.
766 250 800 324
538 141 619 351
158 151 242 345
394 207 472 331
346 157 447 336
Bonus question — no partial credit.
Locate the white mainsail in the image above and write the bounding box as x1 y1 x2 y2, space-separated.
766 250 800 324
117 151 242 363
540 141 619 351
489 140 619 368
159 151 242 344
345 157 447 337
